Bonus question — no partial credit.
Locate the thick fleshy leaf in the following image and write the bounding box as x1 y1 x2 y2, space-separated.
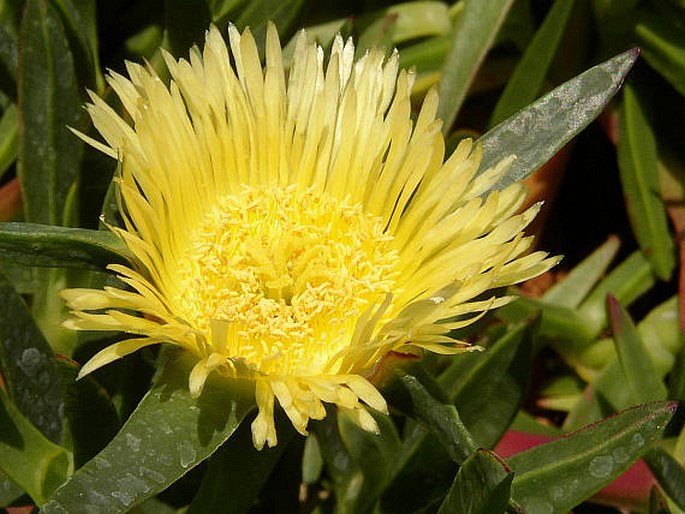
563 359 626 431
0 222 133 269
578 250 656 336
379 319 536 513
356 2 451 54
635 9 685 97
17 0 85 225
188 413 294 514
437 449 515 514
56 356 120 469
163 0 212 57
231 0 308 48
0 24 17 97
437 0 515 133
384 367 478 463
618 80 675 280
51 0 102 91
356 14 397 56
489 0 577 127
449 316 537 448
379 423 455 514
0 271 63 443
315 408 401 514
644 447 685 510
509 401 676 512
497 297 595 345
0 390 71 506
607 295 668 404
0 103 17 181
542 235 620 308
0 471 24 507
501 249 656 361
479 48 638 190
41 351 255 514
566 295 680 429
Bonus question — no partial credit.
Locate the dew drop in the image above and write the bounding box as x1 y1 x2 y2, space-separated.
111 489 134 507
611 447 630 464
521 497 553 514
94 457 111 470
630 433 645 451
139 466 166 485
19 348 42 374
589 455 613 478
178 440 197 468
551 485 564 500
125 433 141 452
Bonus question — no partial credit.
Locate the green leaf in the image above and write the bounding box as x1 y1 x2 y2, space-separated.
489 0 577 127
542 235 620 308
437 0 515 133
385 368 478 463
479 48 638 190
450 316 537 449
0 103 17 181
638 296 682 375
635 10 685 97
0 471 25 507
617 80 675 280
51 0 103 92
315 408 400 514
0 390 71 506
496 296 595 345
437 449 514 514
0 222 133 269
579 250 656 336
356 14 397 56
17 0 85 225
0 24 17 98
398 34 451 92
509 401 676 512
41 350 255 514
379 425 455 514
0 270 63 443
301 431 323 484
163 0 212 58
644 447 685 510
607 295 668 404
357 1 452 53
381 2 452 44
565 295 681 430
231 0 309 49
188 413 294 514
56 356 120 469
563 359 628 431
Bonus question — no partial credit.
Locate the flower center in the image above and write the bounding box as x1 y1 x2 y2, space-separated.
174 186 399 376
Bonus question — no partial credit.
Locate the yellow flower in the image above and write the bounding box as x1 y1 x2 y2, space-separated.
63 23 558 449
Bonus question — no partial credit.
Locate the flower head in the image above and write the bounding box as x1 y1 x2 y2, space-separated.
63 23 558 449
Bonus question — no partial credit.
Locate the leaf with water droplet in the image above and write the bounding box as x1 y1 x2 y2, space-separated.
508 401 676 512
479 48 639 191
0 222 133 270
0 271 63 443
41 350 255 514
437 449 514 514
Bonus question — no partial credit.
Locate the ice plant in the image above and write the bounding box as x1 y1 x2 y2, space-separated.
62 23 558 449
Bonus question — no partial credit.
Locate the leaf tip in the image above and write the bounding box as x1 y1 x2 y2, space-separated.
606 294 621 330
